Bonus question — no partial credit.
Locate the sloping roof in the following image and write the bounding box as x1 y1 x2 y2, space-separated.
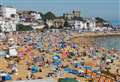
72 17 85 21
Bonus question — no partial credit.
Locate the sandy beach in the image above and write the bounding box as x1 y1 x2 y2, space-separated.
0 31 119 82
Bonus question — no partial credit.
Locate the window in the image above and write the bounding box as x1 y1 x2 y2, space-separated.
11 14 15 18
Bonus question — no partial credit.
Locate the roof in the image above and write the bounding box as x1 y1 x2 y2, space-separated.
72 17 85 21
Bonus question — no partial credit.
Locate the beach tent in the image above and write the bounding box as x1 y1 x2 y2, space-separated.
31 65 38 73
58 78 79 82
9 48 18 56
0 51 8 57
0 74 12 81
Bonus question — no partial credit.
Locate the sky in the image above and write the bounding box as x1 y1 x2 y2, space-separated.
0 0 120 25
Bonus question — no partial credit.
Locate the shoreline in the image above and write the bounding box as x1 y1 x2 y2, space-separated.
1 31 120 37
78 31 120 37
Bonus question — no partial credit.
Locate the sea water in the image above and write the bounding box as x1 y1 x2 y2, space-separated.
94 36 120 50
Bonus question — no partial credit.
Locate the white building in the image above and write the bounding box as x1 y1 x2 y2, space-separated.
84 18 96 31
0 5 16 18
70 17 96 32
46 20 54 27
31 12 41 20
0 19 16 32
73 20 85 30
0 5 17 32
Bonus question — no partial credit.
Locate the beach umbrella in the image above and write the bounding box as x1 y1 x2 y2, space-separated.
64 68 72 73
62 51 69 58
79 69 84 73
31 65 38 73
92 70 98 73
53 55 60 60
70 70 79 75
2 74 12 81
59 41 65 48
68 52 75 58
74 63 81 67
18 52 24 59
83 66 92 70
53 55 61 66
53 61 61 66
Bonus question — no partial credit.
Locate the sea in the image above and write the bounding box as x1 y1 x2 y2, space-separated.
94 36 120 50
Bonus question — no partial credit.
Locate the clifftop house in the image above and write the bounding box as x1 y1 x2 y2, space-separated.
63 11 96 31
0 5 112 32
0 5 18 32
63 10 80 20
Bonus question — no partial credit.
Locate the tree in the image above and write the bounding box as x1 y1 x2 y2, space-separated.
64 19 69 27
16 24 33 31
43 23 49 29
50 25 55 29
44 11 56 20
95 17 106 23
38 12 45 20
58 26 63 29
